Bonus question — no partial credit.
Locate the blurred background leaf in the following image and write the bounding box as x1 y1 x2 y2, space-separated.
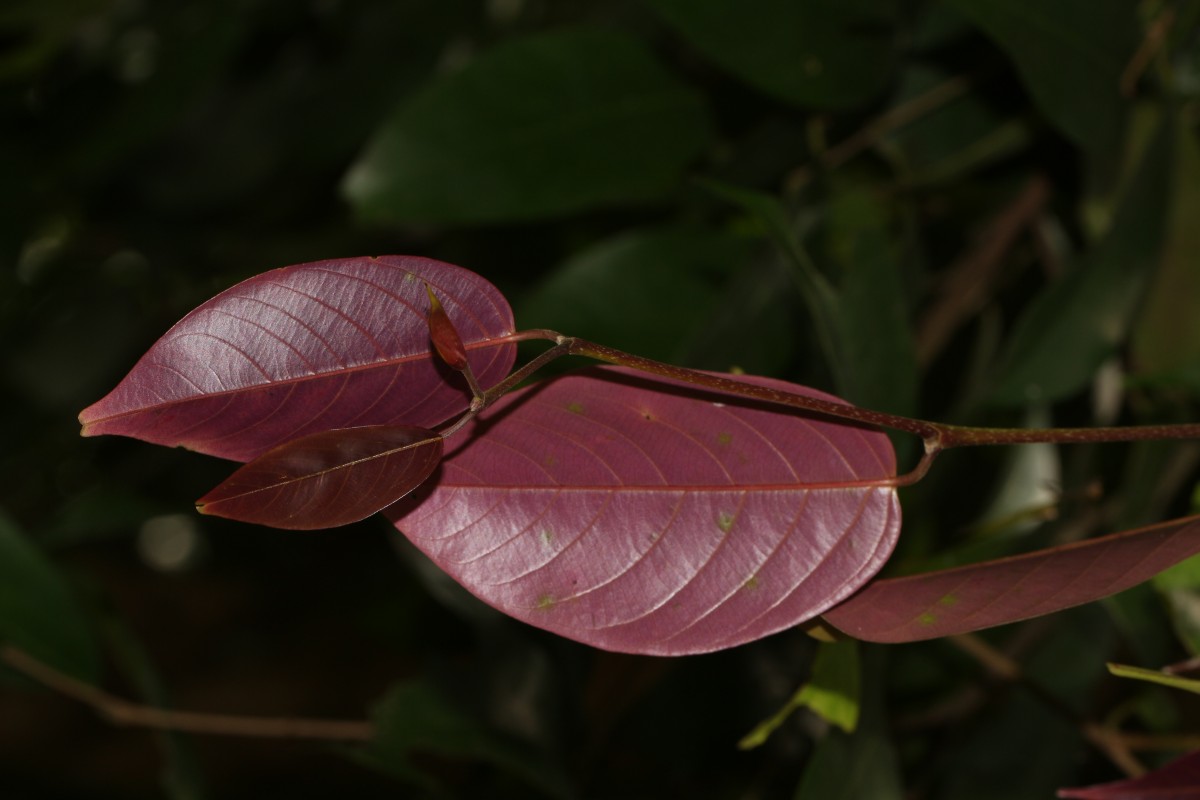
988 110 1175 406
518 226 756 366
647 0 900 108
939 0 1136 172
343 28 712 225
0 510 99 683
4 0 1200 796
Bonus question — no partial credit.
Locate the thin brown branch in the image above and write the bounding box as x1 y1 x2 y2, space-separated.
1120 6 1176 97
500 332 1200 491
948 634 1147 777
786 75 972 192
1084 724 1150 778
1 645 374 741
915 175 1050 367
566 335 942 440
1110 731 1200 752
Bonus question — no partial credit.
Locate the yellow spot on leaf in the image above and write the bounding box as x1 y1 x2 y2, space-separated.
937 594 959 607
566 402 584 414
743 574 760 591
716 432 732 446
540 529 554 546
918 612 937 626
535 594 556 610
717 511 736 533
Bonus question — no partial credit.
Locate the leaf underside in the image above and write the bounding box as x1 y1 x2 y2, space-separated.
391 366 901 656
1058 748 1200 799
197 424 443 530
822 515 1200 643
78 256 515 462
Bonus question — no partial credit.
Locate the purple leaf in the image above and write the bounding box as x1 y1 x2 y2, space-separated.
391 366 900 656
823 515 1200 643
1057 749 1200 798
425 283 469 372
196 424 443 530
79 256 515 462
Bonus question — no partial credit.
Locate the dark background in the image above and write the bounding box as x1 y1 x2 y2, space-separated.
3 0 1200 797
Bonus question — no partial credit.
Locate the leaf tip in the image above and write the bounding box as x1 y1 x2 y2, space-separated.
77 405 99 436
423 281 443 313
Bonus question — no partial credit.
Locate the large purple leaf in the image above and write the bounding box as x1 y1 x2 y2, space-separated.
391 366 901 656
823 515 1200 643
79 256 515 462
1058 749 1200 798
196 424 443 530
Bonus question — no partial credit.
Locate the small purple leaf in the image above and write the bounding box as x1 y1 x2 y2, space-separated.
79 256 515 462
823 515 1200 643
197 424 443 530
391 366 900 656
1057 748 1200 798
425 282 469 372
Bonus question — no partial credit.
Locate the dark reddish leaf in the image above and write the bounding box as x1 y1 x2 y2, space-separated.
79 256 515 462
1057 749 1200 798
823 515 1200 643
391 366 900 656
425 282 468 371
197 424 443 530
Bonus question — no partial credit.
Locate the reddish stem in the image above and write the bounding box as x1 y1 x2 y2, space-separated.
479 330 1200 486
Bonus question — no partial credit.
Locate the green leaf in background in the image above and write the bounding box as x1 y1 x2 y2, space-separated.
698 179 844 376
1131 113 1200 384
359 678 569 798
1154 540 1200 656
822 179 918 417
518 228 754 367
792 647 901 800
940 0 1136 166
647 0 899 109
343 28 712 225
885 66 999 174
935 608 1109 798
0 509 98 683
740 639 861 749
1107 662 1200 695
989 112 1175 406
884 66 1033 187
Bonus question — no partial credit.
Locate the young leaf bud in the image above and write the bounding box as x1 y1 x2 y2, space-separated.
425 282 469 371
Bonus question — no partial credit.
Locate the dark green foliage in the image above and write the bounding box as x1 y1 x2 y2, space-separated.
4 0 1199 796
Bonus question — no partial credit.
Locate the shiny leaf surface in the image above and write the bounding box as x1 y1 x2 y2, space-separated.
392 366 900 655
79 256 515 462
197 424 443 530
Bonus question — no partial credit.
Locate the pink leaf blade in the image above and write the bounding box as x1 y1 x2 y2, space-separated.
1057 749 1200 798
79 256 515 462
197 424 443 530
822 514 1200 643
392 366 901 655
